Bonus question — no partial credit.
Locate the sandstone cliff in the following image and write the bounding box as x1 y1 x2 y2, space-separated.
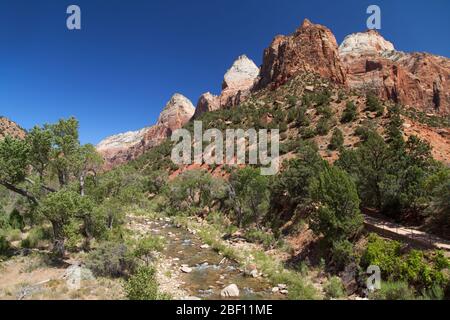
97 94 195 169
194 55 259 118
257 19 347 89
339 30 450 115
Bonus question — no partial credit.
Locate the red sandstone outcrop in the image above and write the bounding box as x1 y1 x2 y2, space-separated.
0 116 26 140
257 19 347 89
97 93 195 169
339 30 450 115
97 19 450 170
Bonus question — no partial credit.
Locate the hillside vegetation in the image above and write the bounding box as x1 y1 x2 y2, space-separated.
1 73 449 300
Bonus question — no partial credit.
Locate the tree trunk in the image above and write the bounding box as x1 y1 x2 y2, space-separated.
82 216 93 250
51 221 65 259
80 174 85 197
0 181 39 205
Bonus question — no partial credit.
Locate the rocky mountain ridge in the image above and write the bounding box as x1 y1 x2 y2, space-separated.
97 93 195 169
96 19 449 169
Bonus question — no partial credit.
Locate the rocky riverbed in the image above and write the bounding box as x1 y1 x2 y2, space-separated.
128 216 286 300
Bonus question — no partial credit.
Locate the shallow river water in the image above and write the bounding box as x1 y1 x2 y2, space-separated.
135 217 285 300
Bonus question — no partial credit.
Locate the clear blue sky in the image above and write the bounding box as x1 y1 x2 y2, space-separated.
0 0 449 144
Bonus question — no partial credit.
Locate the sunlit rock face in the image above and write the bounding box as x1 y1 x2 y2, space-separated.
97 93 195 169
194 55 259 118
340 30 450 115
257 19 347 89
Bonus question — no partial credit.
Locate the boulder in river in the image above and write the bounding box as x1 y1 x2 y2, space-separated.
220 284 240 297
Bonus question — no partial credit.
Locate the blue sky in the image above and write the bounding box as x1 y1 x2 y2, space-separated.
0 0 449 144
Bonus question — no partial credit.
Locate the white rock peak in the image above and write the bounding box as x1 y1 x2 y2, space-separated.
157 93 195 127
339 30 395 56
97 127 148 151
222 55 260 90
98 93 194 151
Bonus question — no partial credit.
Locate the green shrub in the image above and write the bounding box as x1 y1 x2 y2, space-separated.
354 126 371 141
300 127 316 139
133 236 166 265
285 275 319 300
0 211 10 229
7 229 22 242
325 276 346 299
86 241 136 277
125 266 166 300
287 95 298 107
362 234 449 291
279 122 288 133
8 209 24 230
331 239 355 270
366 94 384 115
21 226 52 249
369 281 415 300
317 105 333 119
244 228 277 249
328 128 344 151
420 285 445 300
0 234 10 255
341 101 357 123
315 117 331 136
361 234 402 275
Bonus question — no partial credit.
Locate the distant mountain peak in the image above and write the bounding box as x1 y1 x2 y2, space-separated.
0 116 26 140
339 30 396 57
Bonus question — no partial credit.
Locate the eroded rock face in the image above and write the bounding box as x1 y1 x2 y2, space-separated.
97 93 195 169
339 30 450 115
220 55 259 106
194 55 259 118
0 117 26 140
257 19 347 89
339 30 395 57
157 93 196 128
193 92 220 118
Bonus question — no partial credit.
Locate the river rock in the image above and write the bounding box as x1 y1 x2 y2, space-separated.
200 244 210 249
180 266 193 273
220 284 240 297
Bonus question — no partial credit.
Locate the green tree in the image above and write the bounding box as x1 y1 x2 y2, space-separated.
0 137 37 204
165 170 226 213
309 164 363 267
228 167 269 227
424 168 450 232
38 190 93 258
268 141 324 231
